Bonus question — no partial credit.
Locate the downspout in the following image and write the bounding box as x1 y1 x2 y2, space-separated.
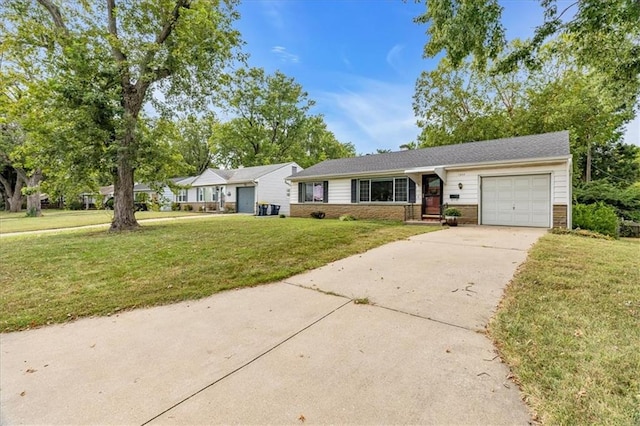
567 157 573 229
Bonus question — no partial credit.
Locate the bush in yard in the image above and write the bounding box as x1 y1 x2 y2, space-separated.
67 200 83 210
574 180 640 221
183 204 193 211
310 211 325 219
339 214 356 221
171 202 180 211
573 202 619 238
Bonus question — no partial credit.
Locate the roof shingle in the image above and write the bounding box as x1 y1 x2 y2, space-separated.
290 131 570 180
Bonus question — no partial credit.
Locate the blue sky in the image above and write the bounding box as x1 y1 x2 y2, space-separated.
234 0 639 154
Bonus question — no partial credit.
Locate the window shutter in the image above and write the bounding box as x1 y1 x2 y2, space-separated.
351 179 357 203
408 178 416 203
322 181 329 203
298 182 304 203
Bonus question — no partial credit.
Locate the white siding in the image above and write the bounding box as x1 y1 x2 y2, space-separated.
159 186 174 211
442 162 569 206
327 179 352 203
254 163 301 215
191 169 226 186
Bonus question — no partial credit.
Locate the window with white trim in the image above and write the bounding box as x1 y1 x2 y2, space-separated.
197 187 205 202
358 178 408 202
177 189 188 202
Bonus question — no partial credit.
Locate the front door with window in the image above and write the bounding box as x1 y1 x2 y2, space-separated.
422 175 442 216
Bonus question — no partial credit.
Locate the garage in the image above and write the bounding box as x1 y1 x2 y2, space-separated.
236 187 255 213
481 174 551 227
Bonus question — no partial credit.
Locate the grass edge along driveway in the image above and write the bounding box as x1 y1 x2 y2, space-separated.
0 216 436 332
489 233 640 425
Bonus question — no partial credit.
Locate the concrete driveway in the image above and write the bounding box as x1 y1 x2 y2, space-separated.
0 226 546 425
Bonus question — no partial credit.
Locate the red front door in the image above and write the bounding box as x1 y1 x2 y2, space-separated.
423 175 442 216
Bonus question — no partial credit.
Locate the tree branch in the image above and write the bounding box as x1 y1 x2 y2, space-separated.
106 0 127 64
136 0 191 93
35 0 68 33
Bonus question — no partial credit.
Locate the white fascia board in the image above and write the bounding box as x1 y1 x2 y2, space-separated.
290 169 406 182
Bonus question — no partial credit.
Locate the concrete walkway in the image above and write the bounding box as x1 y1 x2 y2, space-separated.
0 226 546 425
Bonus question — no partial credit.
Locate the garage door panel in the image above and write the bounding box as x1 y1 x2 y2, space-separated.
482 175 550 227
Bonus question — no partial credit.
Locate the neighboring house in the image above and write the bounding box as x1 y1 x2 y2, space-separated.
177 162 301 215
289 131 572 228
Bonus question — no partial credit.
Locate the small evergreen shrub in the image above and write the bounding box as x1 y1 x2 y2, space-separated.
310 211 326 219
183 204 193 211
573 202 619 238
171 202 181 211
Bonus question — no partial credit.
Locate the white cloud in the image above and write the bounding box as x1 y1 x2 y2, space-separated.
316 75 419 154
260 1 285 30
271 46 300 64
386 44 405 74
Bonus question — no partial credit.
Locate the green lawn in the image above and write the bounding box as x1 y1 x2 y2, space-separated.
0 209 200 234
489 234 640 425
0 216 434 332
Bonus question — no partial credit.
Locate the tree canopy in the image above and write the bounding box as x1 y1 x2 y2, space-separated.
211 68 355 168
0 0 243 229
416 0 640 88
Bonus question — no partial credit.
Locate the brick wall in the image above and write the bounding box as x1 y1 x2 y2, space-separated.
291 204 406 220
452 204 478 224
553 204 568 228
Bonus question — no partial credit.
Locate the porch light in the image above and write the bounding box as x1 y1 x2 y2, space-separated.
458 182 463 190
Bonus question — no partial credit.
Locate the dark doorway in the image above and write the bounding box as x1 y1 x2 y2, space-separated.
422 175 442 217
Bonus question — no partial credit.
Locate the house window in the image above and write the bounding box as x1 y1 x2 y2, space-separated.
299 181 328 203
177 189 188 202
358 178 408 202
197 188 205 202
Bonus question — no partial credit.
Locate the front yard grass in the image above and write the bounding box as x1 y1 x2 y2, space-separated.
489 233 640 425
0 209 200 234
0 216 435 332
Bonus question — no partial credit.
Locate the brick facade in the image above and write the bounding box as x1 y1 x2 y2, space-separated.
553 204 568 228
448 204 478 225
292 202 569 228
291 204 407 220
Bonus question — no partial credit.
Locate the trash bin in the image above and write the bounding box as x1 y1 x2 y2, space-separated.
270 204 280 215
257 204 268 216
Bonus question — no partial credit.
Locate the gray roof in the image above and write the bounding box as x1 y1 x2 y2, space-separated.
212 163 293 183
290 131 570 180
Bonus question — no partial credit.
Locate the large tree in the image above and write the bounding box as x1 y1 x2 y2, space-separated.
415 1 640 150
415 0 640 82
413 42 635 183
171 115 217 175
0 1 242 230
211 68 355 168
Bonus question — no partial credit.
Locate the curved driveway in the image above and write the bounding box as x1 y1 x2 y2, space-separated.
1 226 546 425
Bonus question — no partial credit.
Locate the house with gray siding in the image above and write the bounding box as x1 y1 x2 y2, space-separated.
289 131 572 228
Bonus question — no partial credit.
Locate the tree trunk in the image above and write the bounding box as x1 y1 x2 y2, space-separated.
25 170 43 217
585 146 592 183
110 154 138 231
0 173 24 213
110 117 139 231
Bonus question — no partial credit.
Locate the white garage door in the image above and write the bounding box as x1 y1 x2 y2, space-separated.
481 175 551 227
